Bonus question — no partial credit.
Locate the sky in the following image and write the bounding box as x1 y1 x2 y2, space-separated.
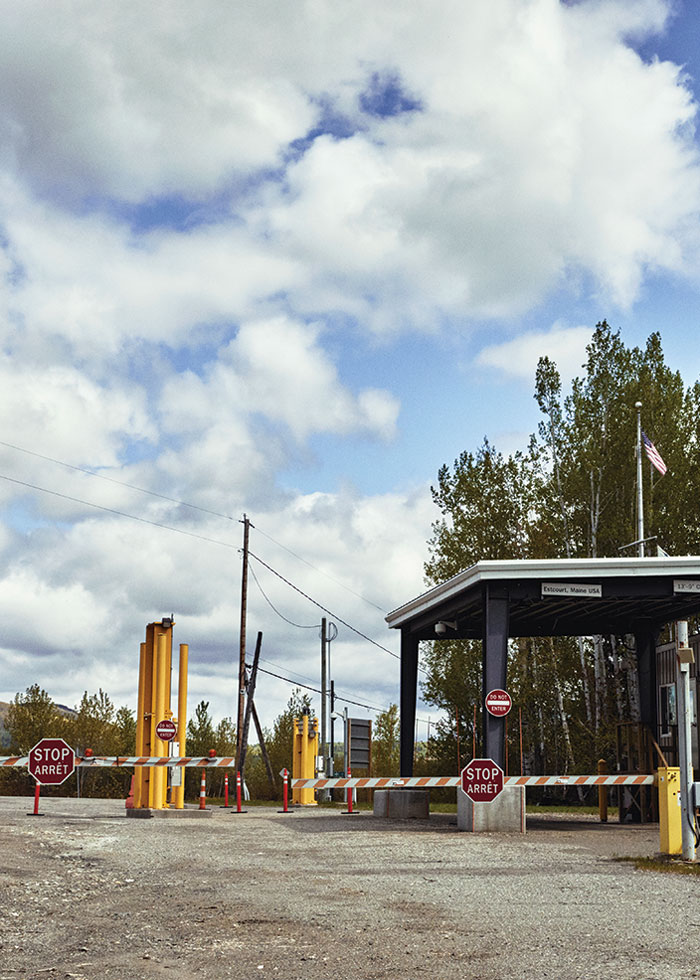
2 0 700 745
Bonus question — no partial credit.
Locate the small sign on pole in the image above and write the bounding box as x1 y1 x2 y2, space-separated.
485 689 512 717
155 719 177 742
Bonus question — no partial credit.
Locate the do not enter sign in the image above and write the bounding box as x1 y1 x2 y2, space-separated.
155 719 177 742
28 738 75 786
461 758 504 803
485 689 512 717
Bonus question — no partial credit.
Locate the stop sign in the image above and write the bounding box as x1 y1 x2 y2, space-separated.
28 738 75 785
461 757 504 803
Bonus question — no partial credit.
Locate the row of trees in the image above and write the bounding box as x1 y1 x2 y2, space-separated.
0 683 403 799
420 322 700 776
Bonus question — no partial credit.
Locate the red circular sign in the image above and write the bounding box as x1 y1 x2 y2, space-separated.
461 758 504 803
155 719 177 742
28 738 75 785
485 689 512 717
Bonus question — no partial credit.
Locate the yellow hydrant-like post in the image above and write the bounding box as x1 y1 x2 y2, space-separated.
597 758 608 823
658 767 682 855
292 714 319 805
134 641 148 809
172 643 188 810
151 630 168 809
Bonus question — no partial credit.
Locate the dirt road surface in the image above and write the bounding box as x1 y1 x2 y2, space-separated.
0 796 697 980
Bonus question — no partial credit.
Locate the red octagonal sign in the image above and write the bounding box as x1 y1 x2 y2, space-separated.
28 737 75 785
461 757 504 803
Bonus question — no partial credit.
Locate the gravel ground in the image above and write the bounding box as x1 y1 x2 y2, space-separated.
0 796 698 980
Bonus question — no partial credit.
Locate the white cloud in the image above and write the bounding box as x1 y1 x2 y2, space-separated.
476 322 593 384
0 0 698 733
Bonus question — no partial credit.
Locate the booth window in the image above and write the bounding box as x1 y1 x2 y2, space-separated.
660 683 677 736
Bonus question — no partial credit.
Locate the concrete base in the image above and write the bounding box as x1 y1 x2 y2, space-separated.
373 788 430 819
457 786 526 833
126 806 213 819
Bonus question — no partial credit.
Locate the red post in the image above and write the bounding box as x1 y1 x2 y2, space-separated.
346 767 353 814
32 782 40 815
199 770 207 810
282 768 289 812
236 771 242 812
519 706 524 776
224 773 229 807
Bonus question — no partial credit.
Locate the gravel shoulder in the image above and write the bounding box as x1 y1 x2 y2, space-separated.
0 797 697 980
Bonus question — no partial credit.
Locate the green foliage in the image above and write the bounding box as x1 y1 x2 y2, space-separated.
422 322 700 777
372 704 400 776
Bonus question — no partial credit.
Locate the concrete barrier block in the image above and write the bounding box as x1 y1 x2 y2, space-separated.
457 786 526 833
373 788 430 819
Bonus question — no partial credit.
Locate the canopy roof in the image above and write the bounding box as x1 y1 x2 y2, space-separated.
386 557 700 639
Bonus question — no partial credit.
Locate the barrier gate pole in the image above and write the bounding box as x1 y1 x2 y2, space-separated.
230 770 248 815
278 768 293 814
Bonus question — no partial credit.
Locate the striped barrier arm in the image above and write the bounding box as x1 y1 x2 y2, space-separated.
0 755 239 768
290 774 655 789
0 757 655 785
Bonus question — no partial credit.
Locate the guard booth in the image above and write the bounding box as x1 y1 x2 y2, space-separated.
656 633 700 769
387 557 700 788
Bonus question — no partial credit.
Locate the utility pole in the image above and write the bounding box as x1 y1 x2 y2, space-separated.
676 620 696 861
635 402 644 557
320 617 327 781
236 514 251 770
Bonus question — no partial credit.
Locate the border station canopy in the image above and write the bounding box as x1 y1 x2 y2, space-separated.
386 557 700 775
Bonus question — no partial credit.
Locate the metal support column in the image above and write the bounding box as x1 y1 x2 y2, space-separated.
399 631 419 776
482 584 509 770
635 628 659 736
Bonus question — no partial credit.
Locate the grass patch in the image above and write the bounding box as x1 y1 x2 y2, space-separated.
614 856 700 875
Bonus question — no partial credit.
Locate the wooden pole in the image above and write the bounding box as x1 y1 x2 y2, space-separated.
236 515 251 770
251 701 276 792
239 631 262 777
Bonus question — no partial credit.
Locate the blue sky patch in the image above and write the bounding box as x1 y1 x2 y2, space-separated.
359 71 422 118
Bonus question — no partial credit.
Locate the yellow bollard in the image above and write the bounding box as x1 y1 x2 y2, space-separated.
598 758 608 823
151 631 168 809
172 643 188 810
292 714 319 805
658 767 682 855
134 642 148 809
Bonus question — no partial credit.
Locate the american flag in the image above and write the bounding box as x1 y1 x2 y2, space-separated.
642 431 667 476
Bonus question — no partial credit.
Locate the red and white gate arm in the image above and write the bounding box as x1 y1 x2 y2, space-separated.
0 755 240 768
290 773 655 789
0 757 656 784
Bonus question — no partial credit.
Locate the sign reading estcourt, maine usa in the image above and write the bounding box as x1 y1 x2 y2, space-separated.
460 758 504 803
28 738 75 785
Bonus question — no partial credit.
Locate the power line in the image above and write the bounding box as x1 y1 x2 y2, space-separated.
0 439 393 617
248 562 319 629
0 438 237 522
252 660 434 723
254 523 387 613
247 549 400 661
0 473 240 549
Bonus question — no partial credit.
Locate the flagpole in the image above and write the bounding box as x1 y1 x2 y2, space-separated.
635 401 644 557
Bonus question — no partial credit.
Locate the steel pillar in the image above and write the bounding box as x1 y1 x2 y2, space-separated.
400 631 419 776
482 585 509 769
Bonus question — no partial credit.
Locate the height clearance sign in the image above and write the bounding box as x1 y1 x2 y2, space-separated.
460 758 504 803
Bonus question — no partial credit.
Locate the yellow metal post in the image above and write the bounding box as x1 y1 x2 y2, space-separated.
658 767 682 855
172 643 188 809
151 630 168 809
292 715 319 806
134 642 148 809
597 758 608 823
